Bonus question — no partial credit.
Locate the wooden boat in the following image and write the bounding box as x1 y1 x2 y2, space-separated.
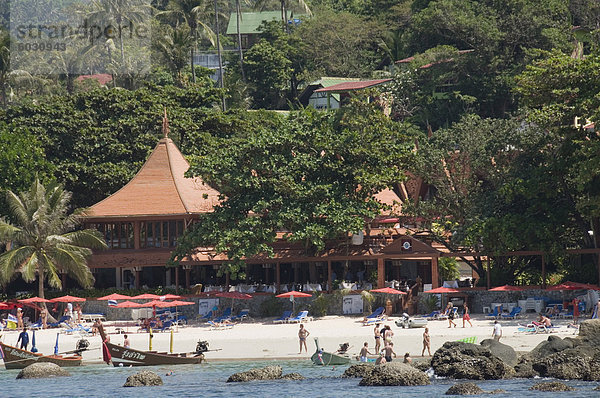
0 342 82 370
310 338 351 366
99 328 205 367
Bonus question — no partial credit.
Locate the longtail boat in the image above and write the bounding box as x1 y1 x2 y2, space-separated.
99 326 206 367
310 338 351 366
0 342 82 369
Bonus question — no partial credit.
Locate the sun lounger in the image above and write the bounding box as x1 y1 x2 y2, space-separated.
501 306 522 319
365 307 385 319
287 310 309 323
273 310 292 324
208 320 234 330
200 311 213 321
213 308 233 323
49 315 71 328
363 315 385 326
230 309 250 322
485 305 502 319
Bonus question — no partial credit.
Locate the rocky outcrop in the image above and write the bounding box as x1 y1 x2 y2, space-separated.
578 318 600 344
123 371 163 387
445 383 485 395
479 339 518 366
413 360 432 372
16 363 70 379
342 363 375 378
529 381 575 392
227 366 283 382
431 342 513 380
280 372 305 380
359 362 430 386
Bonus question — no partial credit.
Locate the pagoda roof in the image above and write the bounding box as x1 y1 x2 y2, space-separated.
86 136 220 219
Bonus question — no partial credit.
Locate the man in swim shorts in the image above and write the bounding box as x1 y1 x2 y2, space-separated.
298 324 310 354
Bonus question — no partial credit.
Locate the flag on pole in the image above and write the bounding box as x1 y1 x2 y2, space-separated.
54 333 60 355
108 300 118 307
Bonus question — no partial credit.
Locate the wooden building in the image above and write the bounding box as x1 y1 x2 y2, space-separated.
83 116 442 292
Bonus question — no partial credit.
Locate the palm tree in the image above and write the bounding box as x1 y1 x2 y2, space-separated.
0 179 107 300
155 24 193 85
162 0 220 83
0 29 10 106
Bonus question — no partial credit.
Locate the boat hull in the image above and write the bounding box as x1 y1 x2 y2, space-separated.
311 350 350 366
0 342 82 369
106 342 204 367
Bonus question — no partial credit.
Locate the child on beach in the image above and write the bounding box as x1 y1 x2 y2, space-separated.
403 352 412 364
492 320 502 341
422 327 431 356
462 304 473 327
359 342 373 363
383 342 397 362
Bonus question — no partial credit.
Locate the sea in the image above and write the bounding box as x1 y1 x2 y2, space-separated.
1 361 599 397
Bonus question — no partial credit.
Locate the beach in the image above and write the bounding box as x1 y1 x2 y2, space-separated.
0 313 578 363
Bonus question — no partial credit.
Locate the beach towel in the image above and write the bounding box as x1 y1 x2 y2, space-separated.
456 336 477 344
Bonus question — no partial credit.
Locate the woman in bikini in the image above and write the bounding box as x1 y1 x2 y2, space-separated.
374 323 381 354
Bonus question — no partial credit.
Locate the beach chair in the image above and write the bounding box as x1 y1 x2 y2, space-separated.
485 305 502 320
49 315 71 328
230 309 250 322
501 306 522 319
157 320 173 332
200 311 213 322
273 310 292 324
213 308 232 323
287 310 309 323
423 310 440 320
365 307 385 319
363 316 385 326
208 320 234 330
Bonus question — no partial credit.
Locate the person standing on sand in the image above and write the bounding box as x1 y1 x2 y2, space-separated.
123 334 130 348
374 324 381 354
462 303 473 327
446 302 456 328
40 307 48 329
298 324 310 354
16 308 24 329
422 327 431 356
359 342 373 362
383 325 394 344
492 320 502 341
572 298 580 324
383 342 397 363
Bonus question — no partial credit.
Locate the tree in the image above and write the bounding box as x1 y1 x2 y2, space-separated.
0 28 9 106
154 24 194 86
0 179 107 298
172 99 417 276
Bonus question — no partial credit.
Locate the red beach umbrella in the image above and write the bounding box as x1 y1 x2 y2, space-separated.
114 301 142 308
97 293 131 301
276 291 312 314
216 291 252 300
547 281 600 291
424 287 460 294
0 302 8 309
489 285 525 292
159 294 183 300
167 300 195 306
50 295 86 303
370 287 407 295
18 297 51 304
131 293 161 300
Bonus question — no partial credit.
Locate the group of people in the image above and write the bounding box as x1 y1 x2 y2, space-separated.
444 302 473 328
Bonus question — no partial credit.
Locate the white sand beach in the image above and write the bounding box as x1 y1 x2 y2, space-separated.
0 313 579 364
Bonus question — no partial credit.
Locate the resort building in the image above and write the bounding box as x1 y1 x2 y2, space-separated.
82 115 448 297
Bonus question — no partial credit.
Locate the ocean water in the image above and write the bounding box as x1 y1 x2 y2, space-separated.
1 361 600 398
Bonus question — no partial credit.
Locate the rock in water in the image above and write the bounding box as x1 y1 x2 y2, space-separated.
227 365 283 382
445 382 485 395
123 371 164 387
359 362 430 386
280 372 305 380
529 381 575 392
479 339 518 366
578 319 600 344
16 363 70 379
342 363 375 378
431 342 512 380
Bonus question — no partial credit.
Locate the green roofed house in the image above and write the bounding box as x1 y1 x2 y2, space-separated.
299 77 361 110
226 11 305 50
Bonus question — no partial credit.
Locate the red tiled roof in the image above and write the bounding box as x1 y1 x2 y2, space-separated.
75 74 113 86
86 137 221 218
314 79 392 93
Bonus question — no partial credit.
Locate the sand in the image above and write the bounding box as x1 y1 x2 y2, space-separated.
0 313 579 364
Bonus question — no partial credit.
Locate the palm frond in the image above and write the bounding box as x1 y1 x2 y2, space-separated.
62 229 108 250
0 246 35 282
19 251 39 282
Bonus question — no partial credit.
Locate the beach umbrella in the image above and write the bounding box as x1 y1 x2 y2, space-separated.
131 293 161 300
160 294 182 300
276 290 312 314
114 301 143 308
50 295 86 302
31 330 38 353
489 285 525 292
0 302 8 309
370 287 407 295
547 281 600 291
97 293 131 301
216 291 252 312
424 286 460 309
18 297 51 304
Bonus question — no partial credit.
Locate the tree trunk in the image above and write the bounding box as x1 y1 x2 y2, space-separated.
236 0 245 81
191 30 197 84
38 270 45 300
214 0 226 111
